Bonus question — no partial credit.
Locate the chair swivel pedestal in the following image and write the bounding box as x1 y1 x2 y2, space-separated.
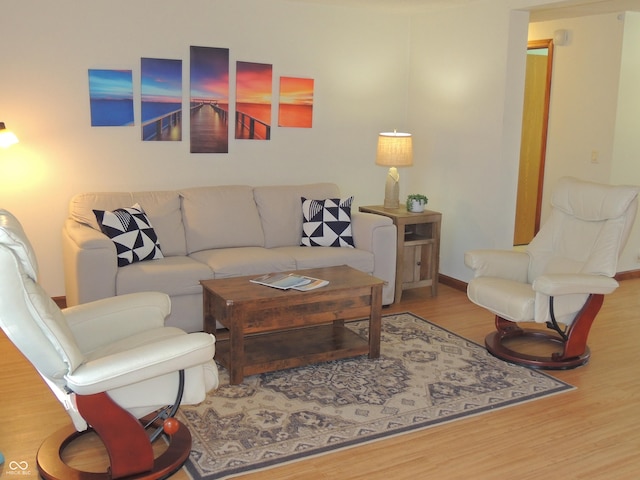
37 390 191 480
485 293 604 370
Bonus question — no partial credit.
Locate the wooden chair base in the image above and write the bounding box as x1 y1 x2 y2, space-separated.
484 293 603 370
36 418 191 480
485 329 590 370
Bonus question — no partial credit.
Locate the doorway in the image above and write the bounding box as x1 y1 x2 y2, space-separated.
513 39 554 246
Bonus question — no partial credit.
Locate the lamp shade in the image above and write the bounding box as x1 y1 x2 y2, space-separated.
375 131 413 167
0 122 18 148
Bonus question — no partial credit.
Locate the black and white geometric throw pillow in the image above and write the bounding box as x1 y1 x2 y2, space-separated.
301 196 355 248
93 203 164 267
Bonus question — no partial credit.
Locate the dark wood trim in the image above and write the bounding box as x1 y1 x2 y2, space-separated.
52 296 67 309
615 269 640 281
438 274 467 292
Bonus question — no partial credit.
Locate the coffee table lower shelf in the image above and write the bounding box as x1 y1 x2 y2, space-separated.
214 323 371 380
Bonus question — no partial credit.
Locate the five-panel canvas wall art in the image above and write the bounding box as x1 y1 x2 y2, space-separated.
88 46 314 153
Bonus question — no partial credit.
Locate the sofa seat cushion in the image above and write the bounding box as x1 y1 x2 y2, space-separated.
190 247 297 278
274 246 374 274
116 256 213 297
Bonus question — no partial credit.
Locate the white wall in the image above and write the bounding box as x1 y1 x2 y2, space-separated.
0 0 411 295
407 0 530 282
611 12 640 265
1 0 636 297
529 14 624 208
529 12 640 272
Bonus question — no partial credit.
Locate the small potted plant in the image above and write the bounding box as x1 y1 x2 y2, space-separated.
406 193 428 213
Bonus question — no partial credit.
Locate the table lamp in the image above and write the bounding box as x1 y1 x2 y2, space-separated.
0 122 19 148
375 131 413 209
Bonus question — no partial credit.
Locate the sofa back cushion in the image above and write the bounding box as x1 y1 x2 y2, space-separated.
181 185 265 253
254 183 340 248
69 191 187 256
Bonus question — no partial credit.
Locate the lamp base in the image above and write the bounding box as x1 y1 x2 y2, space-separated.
383 167 400 209
383 198 399 209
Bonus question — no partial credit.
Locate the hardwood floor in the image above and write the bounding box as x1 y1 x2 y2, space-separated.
1 279 639 479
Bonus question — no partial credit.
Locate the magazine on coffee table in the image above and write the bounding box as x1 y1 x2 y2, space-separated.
250 272 329 291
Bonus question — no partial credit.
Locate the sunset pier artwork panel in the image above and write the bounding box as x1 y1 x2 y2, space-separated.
278 76 314 128
141 58 183 141
88 69 134 127
190 46 230 153
235 61 273 140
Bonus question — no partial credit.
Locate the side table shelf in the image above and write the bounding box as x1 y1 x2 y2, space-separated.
359 205 442 303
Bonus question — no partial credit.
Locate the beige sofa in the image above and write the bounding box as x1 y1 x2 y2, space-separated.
62 183 396 332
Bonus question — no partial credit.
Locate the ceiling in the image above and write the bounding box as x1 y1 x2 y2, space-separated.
284 0 474 10
284 0 640 20
528 0 640 21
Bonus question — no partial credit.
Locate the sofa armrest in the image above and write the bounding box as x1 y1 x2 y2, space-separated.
62 218 118 306
351 212 397 304
351 211 391 251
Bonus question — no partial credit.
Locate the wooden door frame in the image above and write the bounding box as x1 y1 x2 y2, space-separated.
529 38 554 235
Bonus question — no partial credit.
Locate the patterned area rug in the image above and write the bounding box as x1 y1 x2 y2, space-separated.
180 312 573 480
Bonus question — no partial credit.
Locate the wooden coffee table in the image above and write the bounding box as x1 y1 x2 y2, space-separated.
201 265 383 384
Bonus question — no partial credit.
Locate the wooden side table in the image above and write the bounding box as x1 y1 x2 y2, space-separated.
359 205 441 303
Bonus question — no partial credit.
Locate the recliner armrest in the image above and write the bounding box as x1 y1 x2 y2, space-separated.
64 292 171 354
533 273 619 296
464 249 530 282
65 330 216 395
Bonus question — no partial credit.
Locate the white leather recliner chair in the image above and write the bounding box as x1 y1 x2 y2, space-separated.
465 177 639 369
0 209 219 479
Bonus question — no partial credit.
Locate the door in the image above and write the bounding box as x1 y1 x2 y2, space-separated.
514 39 554 246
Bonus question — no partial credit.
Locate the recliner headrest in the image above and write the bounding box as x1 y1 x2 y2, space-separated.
0 209 39 279
551 177 640 221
